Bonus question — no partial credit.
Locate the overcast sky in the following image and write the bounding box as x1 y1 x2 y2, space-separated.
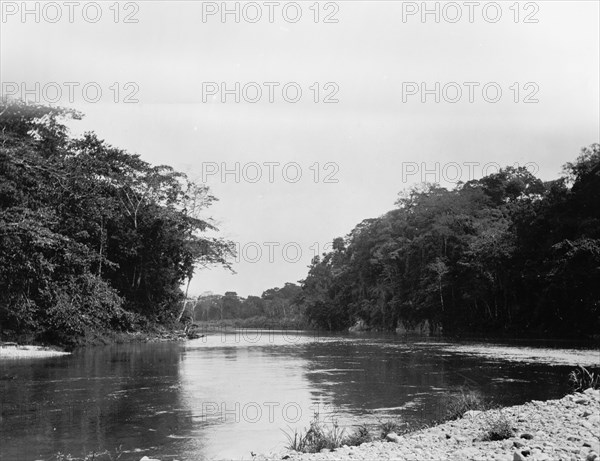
1 1 599 297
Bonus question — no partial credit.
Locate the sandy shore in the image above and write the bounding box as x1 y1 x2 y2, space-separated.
0 344 70 358
258 389 600 461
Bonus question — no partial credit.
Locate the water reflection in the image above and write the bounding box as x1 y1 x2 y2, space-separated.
297 335 572 428
1 343 189 461
0 332 594 461
177 335 315 460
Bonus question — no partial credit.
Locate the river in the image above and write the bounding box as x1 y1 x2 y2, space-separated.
1 331 598 461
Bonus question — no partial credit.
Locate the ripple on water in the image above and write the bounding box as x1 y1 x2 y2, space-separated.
425 343 600 366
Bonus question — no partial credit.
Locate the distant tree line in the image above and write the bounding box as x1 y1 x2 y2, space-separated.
0 100 234 345
298 144 600 338
189 283 304 326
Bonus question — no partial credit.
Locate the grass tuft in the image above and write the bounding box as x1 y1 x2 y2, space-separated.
442 387 487 421
283 412 347 453
569 365 600 392
481 411 514 441
345 424 373 446
285 414 404 453
377 419 405 439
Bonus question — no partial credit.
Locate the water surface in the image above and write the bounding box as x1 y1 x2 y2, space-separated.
1 331 598 460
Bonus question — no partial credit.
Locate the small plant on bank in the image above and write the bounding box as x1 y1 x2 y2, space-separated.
284 414 382 452
569 365 600 392
442 387 487 420
345 423 373 446
481 411 514 441
378 418 405 438
284 427 308 452
283 412 347 453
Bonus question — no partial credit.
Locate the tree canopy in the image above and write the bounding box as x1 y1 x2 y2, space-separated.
0 100 234 345
298 144 600 338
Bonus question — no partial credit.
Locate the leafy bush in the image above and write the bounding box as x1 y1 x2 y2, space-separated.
42 274 124 347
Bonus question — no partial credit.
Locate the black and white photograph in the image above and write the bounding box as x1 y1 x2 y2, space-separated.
1 1 599 460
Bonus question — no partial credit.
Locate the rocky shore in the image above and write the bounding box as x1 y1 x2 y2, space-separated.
259 389 600 461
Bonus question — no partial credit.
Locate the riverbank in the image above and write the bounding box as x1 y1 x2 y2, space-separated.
0 326 194 358
0 343 70 358
259 389 600 461
0 322 306 358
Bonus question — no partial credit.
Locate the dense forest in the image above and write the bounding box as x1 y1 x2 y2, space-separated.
298 143 600 338
1 100 598 345
0 100 234 346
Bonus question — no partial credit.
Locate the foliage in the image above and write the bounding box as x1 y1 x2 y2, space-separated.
297 143 600 338
569 365 600 391
0 100 234 346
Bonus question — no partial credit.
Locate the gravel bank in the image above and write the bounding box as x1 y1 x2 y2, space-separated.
0 344 70 358
259 389 600 461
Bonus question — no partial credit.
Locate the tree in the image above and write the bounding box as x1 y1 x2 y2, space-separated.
296 145 600 338
0 99 234 345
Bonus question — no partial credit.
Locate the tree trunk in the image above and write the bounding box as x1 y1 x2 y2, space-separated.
439 276 445 311
176 277 192 322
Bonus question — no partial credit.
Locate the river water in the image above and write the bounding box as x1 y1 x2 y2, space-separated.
1 331 598 461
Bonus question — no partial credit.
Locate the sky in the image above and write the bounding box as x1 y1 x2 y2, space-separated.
1 0 599 297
